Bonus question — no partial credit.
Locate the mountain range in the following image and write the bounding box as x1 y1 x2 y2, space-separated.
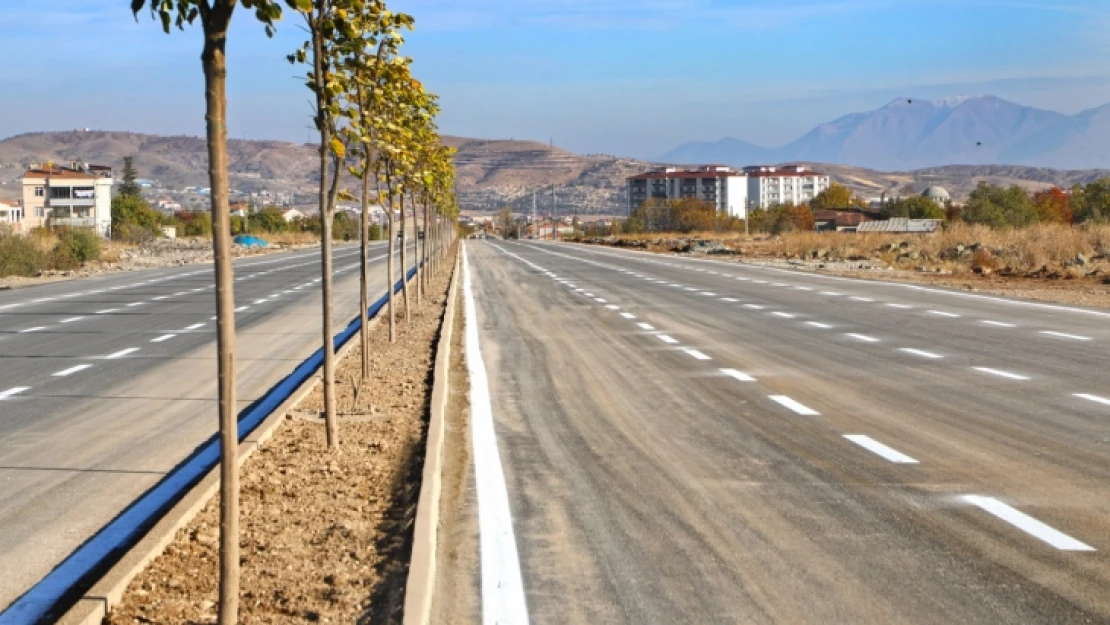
662 96 1110 171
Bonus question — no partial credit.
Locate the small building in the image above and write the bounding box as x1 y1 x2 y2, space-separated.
814 210 874 232
0 200 24 232
856 218 943 234
281 208 305 222
21 162 114 236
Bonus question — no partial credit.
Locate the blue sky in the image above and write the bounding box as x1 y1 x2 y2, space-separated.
3 0 1110 158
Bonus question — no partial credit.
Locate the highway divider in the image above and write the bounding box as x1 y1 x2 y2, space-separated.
0 263 424 625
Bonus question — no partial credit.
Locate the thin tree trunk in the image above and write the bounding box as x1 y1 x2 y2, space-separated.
384 169 396 342
399 192 410 322
312 17 339 449
201 5 239 622
359 154 370 379
411 191 421 307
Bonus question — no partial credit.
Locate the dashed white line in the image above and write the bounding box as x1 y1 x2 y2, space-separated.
151 334 177 343
743 304 765 310
60 317 83 324
19 327 46 333
821 291 842 296
720 368 755 382
843 435 919 464
771 312 796 319
961 495 1094 551
0 387 30 400
846 333 880 343
96 309 119 314
806 322 833 329
620 312 636 319
637 322 655 331
594 297 607 303
849 296 875 302
1039 331 1092 341
184 323 205 331
127 302 145 307
899 348 943 359
105 347 139 359
53 364 93 377
768 395 820 416
794 286 813 291
235 306 249 312
1074 393 1110 406
981 320 1016 328
682 348 711 361
973 367 1030 381
605 305 620 310
152 296 168 301
699 292 716 297
720 297 739 303
927 310 961 318
657 334 679 344
885 303 913 309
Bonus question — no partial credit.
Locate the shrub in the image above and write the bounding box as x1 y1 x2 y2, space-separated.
53 228 101 264
114 222 157 244
0 227 47 277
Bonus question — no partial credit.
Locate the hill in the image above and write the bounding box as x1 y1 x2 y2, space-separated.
663 96 1110 171
1 130 1108 212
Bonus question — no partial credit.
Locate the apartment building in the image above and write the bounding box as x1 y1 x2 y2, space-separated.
21 162 114 236
626 165 750 218
743 165 831 209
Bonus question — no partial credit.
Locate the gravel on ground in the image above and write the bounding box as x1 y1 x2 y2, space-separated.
105 255 454 625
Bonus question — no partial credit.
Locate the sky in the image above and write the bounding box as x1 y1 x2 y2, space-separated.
3 0 1110 158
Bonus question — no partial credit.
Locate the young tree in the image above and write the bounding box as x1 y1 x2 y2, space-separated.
810 182 866 210
1032 187 1073 224
118 155 143 198
882 196 946 220
962 182 1037 228
132 1 286 622
1071 178 1110 224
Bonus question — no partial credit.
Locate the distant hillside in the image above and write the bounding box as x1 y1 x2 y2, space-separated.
663 96 1110 171
1 130 1108 211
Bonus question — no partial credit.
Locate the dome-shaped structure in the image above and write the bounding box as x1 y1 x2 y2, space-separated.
922 186 951 203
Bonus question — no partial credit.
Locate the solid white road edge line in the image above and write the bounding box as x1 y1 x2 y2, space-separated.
843 435 918 464
462 247 530 625
768 395 820 416
961 495 1095 551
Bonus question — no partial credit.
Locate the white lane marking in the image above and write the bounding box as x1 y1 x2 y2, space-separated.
684 287 698 292
849 296 875 302
768 395 820 416
771 282 788 287
184 323 205 331
885 303 913 309
53 364 93 377
637 322 655 331
899 348 943 359
19 327 46 333
961 495 1095 551
96 309 119 314
254 299 267 305
0 304 19 310
152 296 168 301
928 310 961 318
720 297 739 303
151 334 177 343
605 305 620 310
60 317 84 324
1074 393 1110 406
821 291 842 296
669 284 683 288
127 302 145 307
594 297 607 303
1039 331 1092 341
720 368 755 382
794 286 813 291
843 435 919 464
682 348 711 361
735 277 749 281
32 297 56 303
0 387 30 400
743 304 765 310
584 292 595 297
657 334 679 344
771 312 796 319
700 292 716 297
620 312 636 319
104 347 139 359
981 320 1016 328
235 306 249 312
462 248 530 624
173 291 188 297
973 367 1030 381
846 333 880 343
806 322 833 329
752 280 768 284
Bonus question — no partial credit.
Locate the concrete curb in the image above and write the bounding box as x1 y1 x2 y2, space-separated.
51 265 418 625
402 246 462 625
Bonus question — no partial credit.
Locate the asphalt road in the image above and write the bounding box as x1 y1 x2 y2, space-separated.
0 241 416 610
459 239 1110 624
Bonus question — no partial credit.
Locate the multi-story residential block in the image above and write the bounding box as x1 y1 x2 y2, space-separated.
626 165 750 218
742 165 831 209
21 162 114 236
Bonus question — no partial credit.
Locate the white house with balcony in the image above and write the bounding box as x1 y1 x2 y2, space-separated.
21 162 114 236
743 165 831 209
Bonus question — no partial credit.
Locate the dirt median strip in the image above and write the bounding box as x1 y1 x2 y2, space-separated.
85 252 456 625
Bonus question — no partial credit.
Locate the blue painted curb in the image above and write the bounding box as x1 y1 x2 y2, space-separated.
1 263 422 624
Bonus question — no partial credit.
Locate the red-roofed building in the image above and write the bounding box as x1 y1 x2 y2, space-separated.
21 162 114 236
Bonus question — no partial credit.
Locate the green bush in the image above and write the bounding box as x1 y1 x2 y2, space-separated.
114 222 157 244
0 227 47 277
54 228 101 264
369 223 382 240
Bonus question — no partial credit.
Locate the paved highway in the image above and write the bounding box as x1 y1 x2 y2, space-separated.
458 239 1110 624
0 241 412 609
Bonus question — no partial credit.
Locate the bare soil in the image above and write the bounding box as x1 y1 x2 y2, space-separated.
105 258 454 625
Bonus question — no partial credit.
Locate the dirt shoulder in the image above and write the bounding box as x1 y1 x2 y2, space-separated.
578 228 1110 310
105 257 454 624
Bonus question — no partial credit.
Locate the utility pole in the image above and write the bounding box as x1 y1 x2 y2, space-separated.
551 186 556 241
532 190 537 240
745 198 751 236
